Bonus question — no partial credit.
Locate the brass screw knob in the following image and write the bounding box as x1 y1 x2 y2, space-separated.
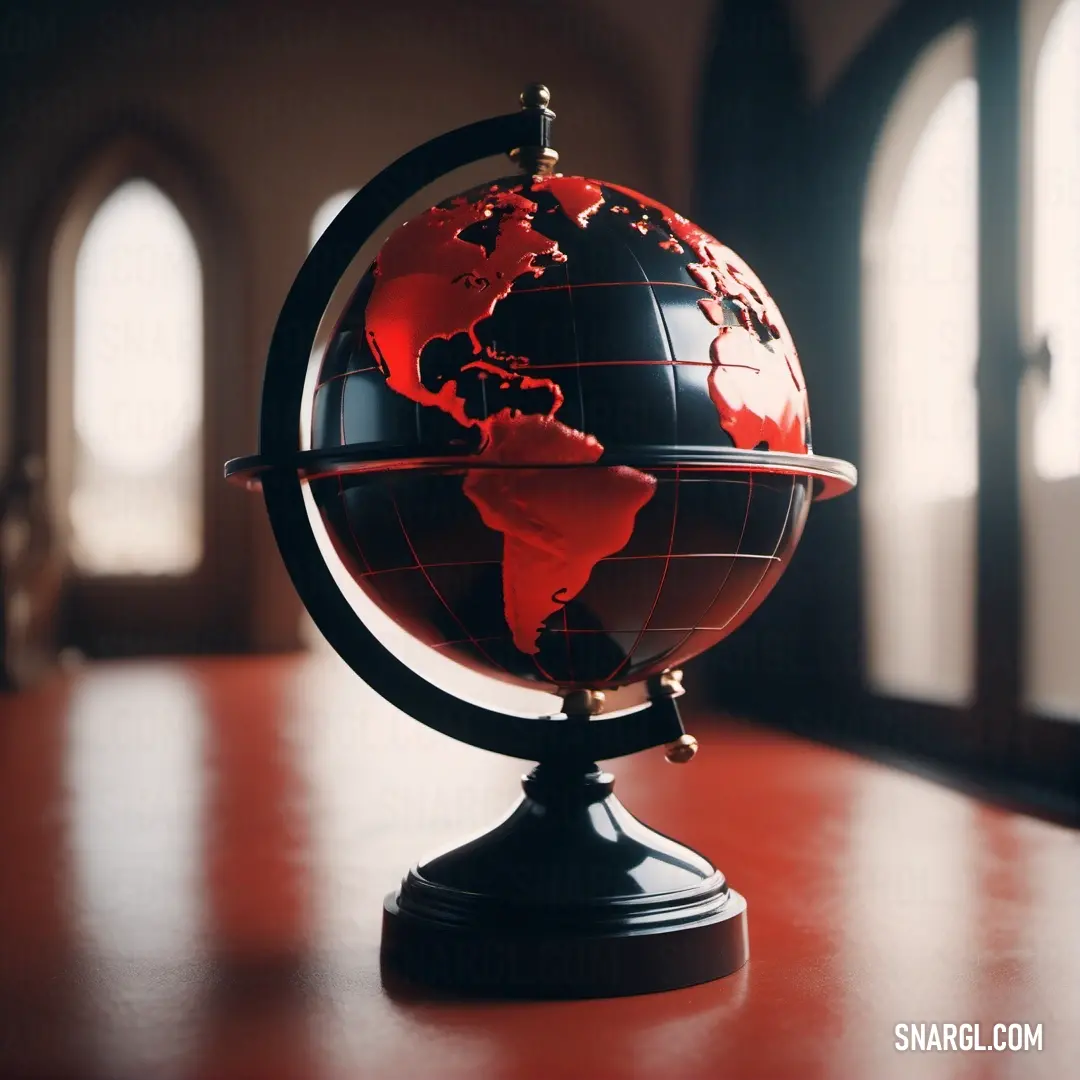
659 668 684 694
647 667 686 700
562 688 606 717
664 734 698 764
520 83 551 109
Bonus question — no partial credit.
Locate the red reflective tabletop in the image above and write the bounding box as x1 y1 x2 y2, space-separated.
1 654 1076 1079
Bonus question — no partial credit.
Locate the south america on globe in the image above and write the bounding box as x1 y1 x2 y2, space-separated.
310 174 814 690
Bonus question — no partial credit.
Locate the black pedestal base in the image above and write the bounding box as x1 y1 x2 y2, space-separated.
380 763 749 998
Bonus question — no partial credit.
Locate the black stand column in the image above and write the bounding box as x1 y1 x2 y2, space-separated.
381 760 748 998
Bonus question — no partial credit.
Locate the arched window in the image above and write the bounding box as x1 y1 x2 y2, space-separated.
1022 0 1080 718
861 26 979 705
69 180 203 576
1030 0 1080 481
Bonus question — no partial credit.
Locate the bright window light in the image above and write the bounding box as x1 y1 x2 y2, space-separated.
862 27 978 704
1032 0 1080 479
70 180 203 575
1023 0 1080 720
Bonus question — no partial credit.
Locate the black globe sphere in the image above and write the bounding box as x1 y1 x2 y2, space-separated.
308 174 832 689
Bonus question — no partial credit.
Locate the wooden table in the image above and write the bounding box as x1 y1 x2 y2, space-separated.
1 654 1077 1079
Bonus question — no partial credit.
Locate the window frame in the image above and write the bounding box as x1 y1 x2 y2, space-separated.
67 176 205 579
1019 0 1080 724
860 23 979 707
695 0 1080 818
13 127 253 657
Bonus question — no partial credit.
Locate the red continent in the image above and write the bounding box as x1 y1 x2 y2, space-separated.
364 184 655 657
533 175 605 227
365 190 566 432
463 411 655 655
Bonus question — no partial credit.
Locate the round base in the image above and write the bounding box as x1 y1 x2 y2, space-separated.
382 885 747 999
379 764 749 998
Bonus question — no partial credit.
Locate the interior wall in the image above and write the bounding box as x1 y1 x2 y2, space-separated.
788 0 905 100
0 248 10 483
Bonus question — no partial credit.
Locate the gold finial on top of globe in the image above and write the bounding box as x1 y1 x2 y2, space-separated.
510 82 559 176
520 82 552 110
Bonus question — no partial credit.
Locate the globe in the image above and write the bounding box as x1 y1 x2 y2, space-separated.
307 173 845 691
227 91 859 999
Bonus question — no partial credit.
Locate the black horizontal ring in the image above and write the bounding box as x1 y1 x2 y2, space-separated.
226 444 856 499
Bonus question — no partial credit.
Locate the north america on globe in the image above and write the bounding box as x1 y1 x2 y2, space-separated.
356 174 808 658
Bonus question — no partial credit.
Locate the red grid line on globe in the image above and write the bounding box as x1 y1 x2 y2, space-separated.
354 552 779 578
338 367 348 446
521 359 713 371
519 280 709 295
653 473 757 669
615 261 683 681
385 488 515 680
316 364 378 390
336 475 372 575
527 645 560 685
602 463 682 685
318 359 718 386
430 627 770 648
701 475 798 642
659 474 798 672
560 245 585 684
561 603 574 684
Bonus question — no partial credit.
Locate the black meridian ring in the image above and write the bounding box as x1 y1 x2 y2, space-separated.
244 105 689 762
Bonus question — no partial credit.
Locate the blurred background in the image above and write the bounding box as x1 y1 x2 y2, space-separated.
2 0 1078 801
1 2 1079 1077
